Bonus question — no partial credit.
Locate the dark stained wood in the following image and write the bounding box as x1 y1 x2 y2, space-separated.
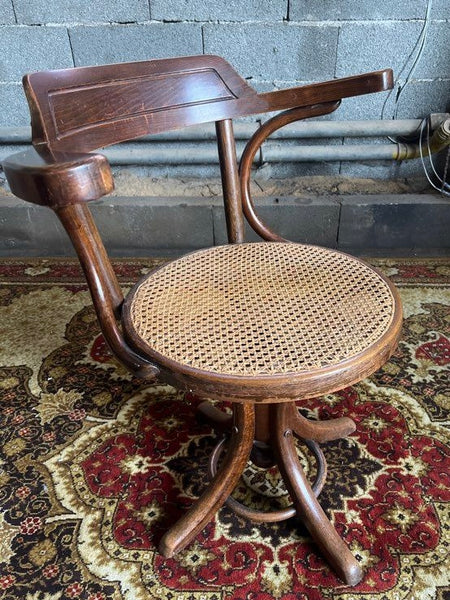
288 403 356 443
196 400 233 433
259 68 393 113
207 435 296 523
254 404 271 443
2 147 113 207
271 403 363 586
159 402 255 557
215 119 245 243
239 101 340 241
49 70 235 136
23 55 255 151
56 203 159 379
303 439 327 497
207 425 328 524
23 54 393 153
1 54 402 585
122 265 403 403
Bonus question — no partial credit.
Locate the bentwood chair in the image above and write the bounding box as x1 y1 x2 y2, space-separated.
2 55 402 586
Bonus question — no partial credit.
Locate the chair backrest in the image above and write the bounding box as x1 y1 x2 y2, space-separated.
23 54 393 154
24 55 259 153
21 54 393 244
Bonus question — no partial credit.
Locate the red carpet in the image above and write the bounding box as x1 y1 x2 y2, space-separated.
0 257 448 599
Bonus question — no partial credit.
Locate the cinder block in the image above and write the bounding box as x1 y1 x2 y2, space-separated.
331 89 389 122
69 23 203 66
0 0 15 24
388 80 450 119
432 0 450 17
1 193 449 256
91 197 214 255
342 78 450 126
337 78 448 123
0 85 29 127
0 26 73 81
412 22 450 79
203 23 338 81
338 194 450 251
213 196 340 246
13 0 150 24
336 22 423 78
0 197 74 256
0 196 215 256
289 0 428 21
151 0 286 22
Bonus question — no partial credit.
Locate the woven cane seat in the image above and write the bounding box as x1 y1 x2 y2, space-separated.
123 243 399 397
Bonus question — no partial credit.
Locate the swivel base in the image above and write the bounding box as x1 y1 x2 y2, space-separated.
160 400 363 587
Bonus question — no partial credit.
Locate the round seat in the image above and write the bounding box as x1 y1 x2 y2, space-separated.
122 243 402 401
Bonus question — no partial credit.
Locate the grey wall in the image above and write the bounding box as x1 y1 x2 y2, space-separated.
1 1 449 255
0 0 449 179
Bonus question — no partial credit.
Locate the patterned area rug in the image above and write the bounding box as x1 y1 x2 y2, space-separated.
0 257 449 600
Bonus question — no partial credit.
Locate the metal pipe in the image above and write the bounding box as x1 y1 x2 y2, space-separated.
396 118 450 159
0 119 429 144
102 144 232 165
0 124 257 143
265 144 402 162
0 127 31 143
1 117 449 165
0 141 443 165
268 119 424 139
265 118 450 162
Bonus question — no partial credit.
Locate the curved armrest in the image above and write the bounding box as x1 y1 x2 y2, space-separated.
258 69 394 112
3 148 159 380
2 146 114 208
239 70 394 241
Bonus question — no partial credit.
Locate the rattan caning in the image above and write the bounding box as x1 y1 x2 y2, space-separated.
126 243 396 376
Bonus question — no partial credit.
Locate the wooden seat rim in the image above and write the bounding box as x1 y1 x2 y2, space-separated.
122 244 403 402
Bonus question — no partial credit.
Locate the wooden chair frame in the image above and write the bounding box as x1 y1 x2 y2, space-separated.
2 55 402 586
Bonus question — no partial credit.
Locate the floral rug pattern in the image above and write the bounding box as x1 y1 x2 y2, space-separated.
0 257 449 600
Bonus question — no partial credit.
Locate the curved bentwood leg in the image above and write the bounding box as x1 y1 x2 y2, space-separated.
159 402 255 557
291 403 356 442
271 402 363 586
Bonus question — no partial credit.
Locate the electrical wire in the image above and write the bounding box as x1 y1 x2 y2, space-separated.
380 0 450 195
381 0 433 125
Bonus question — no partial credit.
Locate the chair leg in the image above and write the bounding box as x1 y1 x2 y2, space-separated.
159 402 255 557
291 404 356 443
271 403 363 586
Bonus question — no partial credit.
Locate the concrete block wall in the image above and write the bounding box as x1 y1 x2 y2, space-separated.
1 193 449 257
1 0 448 130
0 1 449 256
